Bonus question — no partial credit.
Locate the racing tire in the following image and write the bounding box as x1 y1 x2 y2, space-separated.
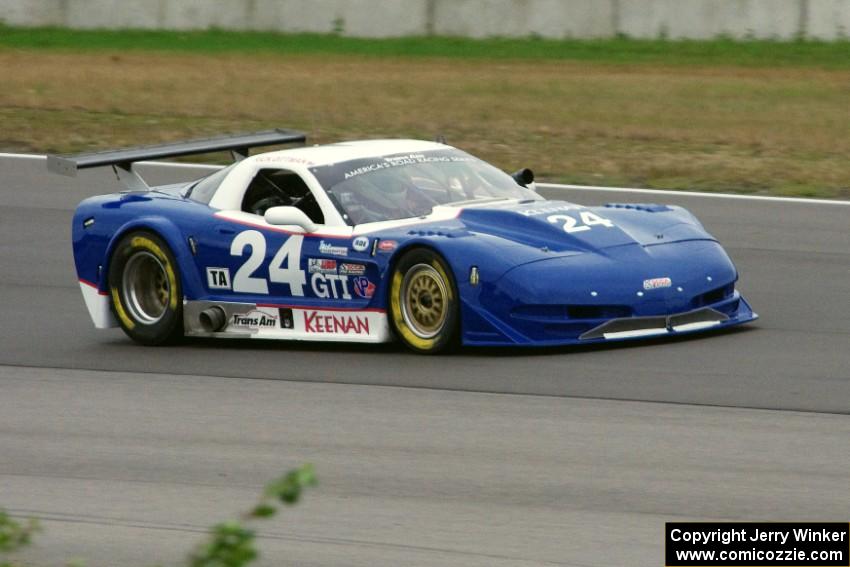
389 248 459 354
108 231 184 345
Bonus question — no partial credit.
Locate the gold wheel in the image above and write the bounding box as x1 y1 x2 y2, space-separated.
400 263 449 340
390 249 459 354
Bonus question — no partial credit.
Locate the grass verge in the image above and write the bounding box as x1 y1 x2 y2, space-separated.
1 28 848 198
3 26 850 68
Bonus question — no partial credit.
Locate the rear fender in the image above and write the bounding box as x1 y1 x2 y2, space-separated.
102 216 204 298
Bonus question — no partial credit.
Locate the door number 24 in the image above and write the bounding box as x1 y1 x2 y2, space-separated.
230 230 306 296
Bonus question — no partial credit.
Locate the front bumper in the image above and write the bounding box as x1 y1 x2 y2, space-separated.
461 291 757 347
459 239 758 347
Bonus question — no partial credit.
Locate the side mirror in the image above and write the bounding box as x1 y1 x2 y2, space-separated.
264 206 317 232
512 168 535 188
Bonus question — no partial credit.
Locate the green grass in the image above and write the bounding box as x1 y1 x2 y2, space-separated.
2 26 849 198
3 25 850 68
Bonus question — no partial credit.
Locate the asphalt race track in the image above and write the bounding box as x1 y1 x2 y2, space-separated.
1 154 849 566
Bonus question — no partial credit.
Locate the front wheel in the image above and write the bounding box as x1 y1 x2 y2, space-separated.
108 231 183 345
389 248 459 354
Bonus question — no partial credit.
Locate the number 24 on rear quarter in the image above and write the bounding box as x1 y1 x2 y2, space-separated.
229 230 306 295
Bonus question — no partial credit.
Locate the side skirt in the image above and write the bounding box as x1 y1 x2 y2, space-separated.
183 300 391 343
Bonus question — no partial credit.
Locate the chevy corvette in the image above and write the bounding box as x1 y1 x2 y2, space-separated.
49 130 757 353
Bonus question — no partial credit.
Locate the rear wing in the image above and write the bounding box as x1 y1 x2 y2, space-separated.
47 129 306 190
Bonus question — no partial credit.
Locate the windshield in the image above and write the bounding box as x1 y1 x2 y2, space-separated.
309 149 541 225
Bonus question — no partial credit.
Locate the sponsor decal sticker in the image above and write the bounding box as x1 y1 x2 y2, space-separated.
254 155 315 166
304 311 371 335
352 236 369 252
230 310 278 329
311 273 352 299
643 277 673 290
377 240 397 253
319 240 348 256
342 153 474 181
353 276 376 299
518 204 577 217
206 267 231 290
308 258 338 274
339 263 366 276
384 153 426 163
278 308 294 329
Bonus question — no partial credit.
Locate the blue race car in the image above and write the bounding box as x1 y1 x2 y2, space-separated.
50 130 757 353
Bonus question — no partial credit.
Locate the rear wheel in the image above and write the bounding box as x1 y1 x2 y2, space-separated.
108 231 183 345
389 248 459 354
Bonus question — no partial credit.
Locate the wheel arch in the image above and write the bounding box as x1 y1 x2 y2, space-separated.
384 243 463 353
382 235 534 348
383 242 458 305
102 217 199 298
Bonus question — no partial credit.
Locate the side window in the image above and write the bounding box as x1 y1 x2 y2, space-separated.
241 168 325 224
187 164 236 204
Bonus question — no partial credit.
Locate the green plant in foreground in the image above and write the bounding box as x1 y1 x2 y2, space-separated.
0 510 39 567
0 464 317 567
189 464 318 567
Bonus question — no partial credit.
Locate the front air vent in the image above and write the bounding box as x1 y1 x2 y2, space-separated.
604 203 672 213
511 304 569 321
566 305 633 320
691 284 734 308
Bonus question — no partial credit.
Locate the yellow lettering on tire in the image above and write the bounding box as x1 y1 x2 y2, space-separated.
131 236 178 309
111 287 136 330
131 236 167 262
165 263 178 310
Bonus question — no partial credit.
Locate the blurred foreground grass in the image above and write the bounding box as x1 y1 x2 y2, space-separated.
1 28 848 198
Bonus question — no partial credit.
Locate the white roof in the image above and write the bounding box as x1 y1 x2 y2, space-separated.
208 139 455 222
245 139 451 169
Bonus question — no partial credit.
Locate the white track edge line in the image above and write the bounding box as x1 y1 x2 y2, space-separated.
537 183 850 206
3 152 848 206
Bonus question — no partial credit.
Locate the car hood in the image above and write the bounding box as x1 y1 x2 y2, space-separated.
455 200 713 254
